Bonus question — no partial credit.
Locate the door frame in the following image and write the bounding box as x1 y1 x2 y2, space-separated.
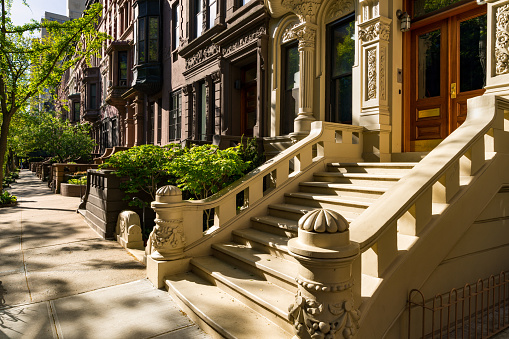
402 0 484 152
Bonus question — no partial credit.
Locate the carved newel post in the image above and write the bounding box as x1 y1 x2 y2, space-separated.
288 209 361 339
149 185 185 260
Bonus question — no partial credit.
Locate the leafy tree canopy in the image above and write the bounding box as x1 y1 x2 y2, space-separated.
0 0 108 192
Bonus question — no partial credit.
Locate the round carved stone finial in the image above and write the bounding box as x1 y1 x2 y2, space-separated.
155 185 182 203
156 185 181 197
298 209 349 233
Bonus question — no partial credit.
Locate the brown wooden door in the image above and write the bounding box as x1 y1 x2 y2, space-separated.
408 6 486 152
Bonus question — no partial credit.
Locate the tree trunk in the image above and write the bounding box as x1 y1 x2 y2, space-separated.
0 113 12 193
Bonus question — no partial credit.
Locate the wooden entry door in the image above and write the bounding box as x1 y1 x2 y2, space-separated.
241 64 257 136
409 6 486 151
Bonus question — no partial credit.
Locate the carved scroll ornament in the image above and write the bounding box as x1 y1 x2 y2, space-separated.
328 0 355 22
359 21 390 43
185 44 220 70
496 4 509 75
281 0 322 24
367 49 377 100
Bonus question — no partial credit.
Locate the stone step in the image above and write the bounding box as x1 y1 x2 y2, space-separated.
250 215 298 238
232 228 296 262
212 242 299 292
327 162 417 173
267 203 359 222
298 181 388 198
313 172 404 186
191 256 295 334
284 192 373 214
166 272 292 339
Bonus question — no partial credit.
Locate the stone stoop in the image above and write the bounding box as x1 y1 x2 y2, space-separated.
164 162 417 338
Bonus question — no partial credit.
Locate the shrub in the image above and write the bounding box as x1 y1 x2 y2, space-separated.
165 144 249 200
100 144 181 208
0 191 17 205
67 177 87 185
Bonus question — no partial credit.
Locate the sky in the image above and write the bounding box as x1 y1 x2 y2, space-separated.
11 0 67 26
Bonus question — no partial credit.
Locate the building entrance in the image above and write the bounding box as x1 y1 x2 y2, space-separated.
406 3 486 151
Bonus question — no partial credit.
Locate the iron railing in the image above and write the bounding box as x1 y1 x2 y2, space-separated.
408 272 509 338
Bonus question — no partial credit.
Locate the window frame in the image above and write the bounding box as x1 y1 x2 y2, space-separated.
169 90 182 141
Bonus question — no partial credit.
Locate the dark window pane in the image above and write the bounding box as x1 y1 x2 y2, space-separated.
329 16 354 124
460 14 486 92
418 29 441 99
138 17 145 63
199 82 207 140
282 43 299 135
331 20 355 77
90 83 97 109
413 0 464 18
148 17 159 62
119 51 128 81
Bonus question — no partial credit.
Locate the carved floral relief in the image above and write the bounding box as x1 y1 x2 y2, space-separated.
223 26 267 56
367 49 377 100
185 44 220 70
327 0 355 22
359 21 390 43
496 4 509 75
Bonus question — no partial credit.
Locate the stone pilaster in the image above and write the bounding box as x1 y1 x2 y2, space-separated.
133 96 144 146
485 0 509 96
288 208 361 339
125 101 135 147
358 13 392 161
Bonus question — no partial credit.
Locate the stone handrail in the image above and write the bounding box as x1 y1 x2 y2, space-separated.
350 95 509 278
168 121 364 250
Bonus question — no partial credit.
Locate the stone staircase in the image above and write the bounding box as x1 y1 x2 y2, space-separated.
164 162 417 338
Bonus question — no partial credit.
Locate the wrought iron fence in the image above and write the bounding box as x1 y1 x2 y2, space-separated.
408 272 509 338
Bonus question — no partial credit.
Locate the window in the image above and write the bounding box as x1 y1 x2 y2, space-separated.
172 2 180 50
73 102 80 122
208 0 216 29
198 82 207 140
90 83 97 109
119 51 128 85
149 102 155 144
169 90 182 141
281 42 299 135
148 17 159 62
195 0 203 37
112 119 117 147
138 17 146 63
157 99 162 144
328 15 354 124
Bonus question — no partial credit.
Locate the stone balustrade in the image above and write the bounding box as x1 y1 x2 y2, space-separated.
146 121 365 287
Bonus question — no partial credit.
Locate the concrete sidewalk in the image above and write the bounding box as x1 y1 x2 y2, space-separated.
0 170 210 339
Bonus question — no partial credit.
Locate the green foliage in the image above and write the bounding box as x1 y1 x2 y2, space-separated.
0 1 109 192
237 137 263 173
165 144 249 200
0 190 16 205
100 144 180 208
33 115 96 163
67 177 87 185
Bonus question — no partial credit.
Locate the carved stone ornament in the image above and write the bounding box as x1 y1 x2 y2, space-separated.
367 49 377 100
185 44 220 70
223 26 267 56
210 70 221 82
281 0 321 24
182 85 190 96
359 21 390 43
496 4 509 75
327 0 355 22
282 22 300 43
151 218 185 250
288 293 361 339
294 24 317 49
298 208 349 233
380 47 386 101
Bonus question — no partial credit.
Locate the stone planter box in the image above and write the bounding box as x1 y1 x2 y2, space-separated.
60 183 86 197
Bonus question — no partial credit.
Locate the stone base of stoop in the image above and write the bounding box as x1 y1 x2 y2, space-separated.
147 256 191 288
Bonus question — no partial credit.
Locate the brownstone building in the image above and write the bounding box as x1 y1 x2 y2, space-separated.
56 0 271 153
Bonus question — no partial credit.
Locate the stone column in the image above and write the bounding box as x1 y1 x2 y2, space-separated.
289 23 317 142
288 208 361 339
358 12 392 162
125 101 135 147
146 185 190 288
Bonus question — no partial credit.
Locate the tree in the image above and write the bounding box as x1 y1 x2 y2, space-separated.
33 114 96 163
0 0 108 192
